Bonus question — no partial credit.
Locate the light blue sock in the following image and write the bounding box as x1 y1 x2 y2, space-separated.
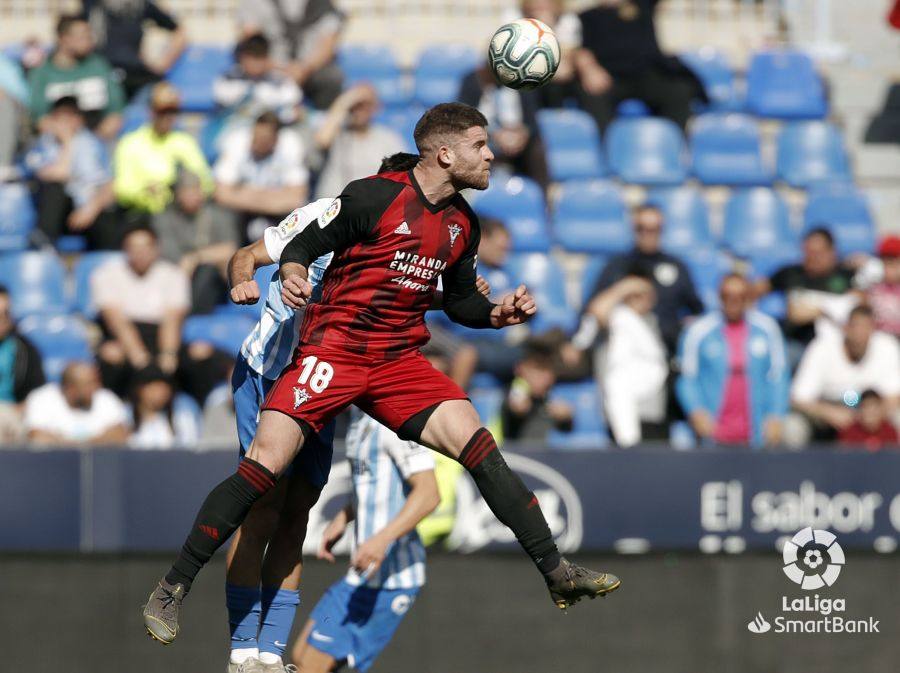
258 587 301 660
226 583 262 653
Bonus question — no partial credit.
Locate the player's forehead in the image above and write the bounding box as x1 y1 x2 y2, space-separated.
457 125 488 145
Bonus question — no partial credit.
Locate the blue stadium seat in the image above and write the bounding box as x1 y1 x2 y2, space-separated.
339 45 411 107
119 102 150 136
552 180 629 254
647 186 713 255
469 174 551 252
414 45 479 107
606 117 689 185
803 183 876 256
722 188 795 259
73 251 124 317
536 109 606 181
55 236 87 254
503 253 577 334
547 382 609 450
0 251 70 318
616 99 650 117
689 113 773 185
0 183 36 251
776 121 852 188
165 45 233 113
374 105 423 152
746 50 827 119
182 314 257 358
750 247 803 279
579 256 607 308
18 314 92 382
470 384 504 426
680 48 743 111
683 246 737 310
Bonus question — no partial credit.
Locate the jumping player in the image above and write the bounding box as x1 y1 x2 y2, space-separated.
143 103 620 645
292 409 439 673
220 153 422 672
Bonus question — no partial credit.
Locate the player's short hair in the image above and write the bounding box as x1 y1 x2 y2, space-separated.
804 226 835 247
378 152 420 173
848 304 874 322
56 13 87 37
254 111 280 130
413 103 488 154
480 216 509 238
235 33 270 59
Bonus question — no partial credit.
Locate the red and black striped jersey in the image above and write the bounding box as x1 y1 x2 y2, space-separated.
280 170 491 359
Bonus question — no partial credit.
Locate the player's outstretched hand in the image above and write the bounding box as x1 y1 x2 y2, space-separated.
281 274 313 309
230 279 261 305
491 284 537 328
351 533 390 579
318 513 348 563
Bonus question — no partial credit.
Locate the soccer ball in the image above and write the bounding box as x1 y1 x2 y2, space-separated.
488 18 560 91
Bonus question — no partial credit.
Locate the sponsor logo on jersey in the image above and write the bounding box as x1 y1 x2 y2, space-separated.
318 198 341 228
394 221 411 235
448 223 462 247
293 387 311 409
311 630 334 643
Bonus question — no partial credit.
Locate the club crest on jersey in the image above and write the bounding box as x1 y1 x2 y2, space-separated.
318 198 341 228
448 223 462 247
292 387 311 409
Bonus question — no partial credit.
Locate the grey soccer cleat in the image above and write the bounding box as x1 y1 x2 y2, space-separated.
545 558 621 610
142 579 185 644
260 663 297 673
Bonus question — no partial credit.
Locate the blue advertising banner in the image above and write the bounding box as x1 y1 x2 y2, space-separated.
1 447 898 553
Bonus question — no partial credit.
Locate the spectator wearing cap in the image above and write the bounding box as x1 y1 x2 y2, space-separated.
213 33 302 133
855 236 900 338
83 0 187 99
128 365 199 449
677 275 789 448
24 361 129 446
90 225 190 395
312 84 405 199
787 305 900 447
27 14 125 140
25 96 118 249
152 168 241 313
838 389 899 451
0 286 45 444
756 227 857 361
213 111 309 243
113 83 212 217
237 0 344 109
584 204 703 355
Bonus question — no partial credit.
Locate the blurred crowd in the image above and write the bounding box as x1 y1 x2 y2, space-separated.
0 0 898 451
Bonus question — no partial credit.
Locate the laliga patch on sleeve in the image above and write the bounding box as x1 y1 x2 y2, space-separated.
318 198 341 228
277 209 301 236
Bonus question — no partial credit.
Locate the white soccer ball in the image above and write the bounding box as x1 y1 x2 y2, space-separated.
488 18 560 91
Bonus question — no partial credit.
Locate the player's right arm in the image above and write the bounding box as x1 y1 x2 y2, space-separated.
279 178 403 309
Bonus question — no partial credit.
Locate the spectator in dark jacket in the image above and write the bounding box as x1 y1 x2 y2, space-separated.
500 344 573 442
0 286 46 443
458 64 548 187
586 204 704 354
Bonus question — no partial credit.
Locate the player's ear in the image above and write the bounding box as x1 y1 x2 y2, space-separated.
436 143 454 168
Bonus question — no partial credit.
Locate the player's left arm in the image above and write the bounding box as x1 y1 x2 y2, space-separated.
442 224 536 329
430 274 491 310
352 468 439 576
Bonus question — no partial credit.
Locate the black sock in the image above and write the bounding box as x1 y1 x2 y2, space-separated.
165 458 276 592
459 428 561 575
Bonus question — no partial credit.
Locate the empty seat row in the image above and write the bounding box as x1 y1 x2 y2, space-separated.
535 110 850 187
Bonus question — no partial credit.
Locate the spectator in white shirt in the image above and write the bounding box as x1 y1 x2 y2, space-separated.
214 111 309 242
588 271 669 447
128 365 198 449
91 224 190 395
787 305 900 447
312 84 405 199
25 361 129 446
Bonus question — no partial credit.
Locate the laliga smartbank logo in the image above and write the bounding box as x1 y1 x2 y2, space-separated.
747 527 880 636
